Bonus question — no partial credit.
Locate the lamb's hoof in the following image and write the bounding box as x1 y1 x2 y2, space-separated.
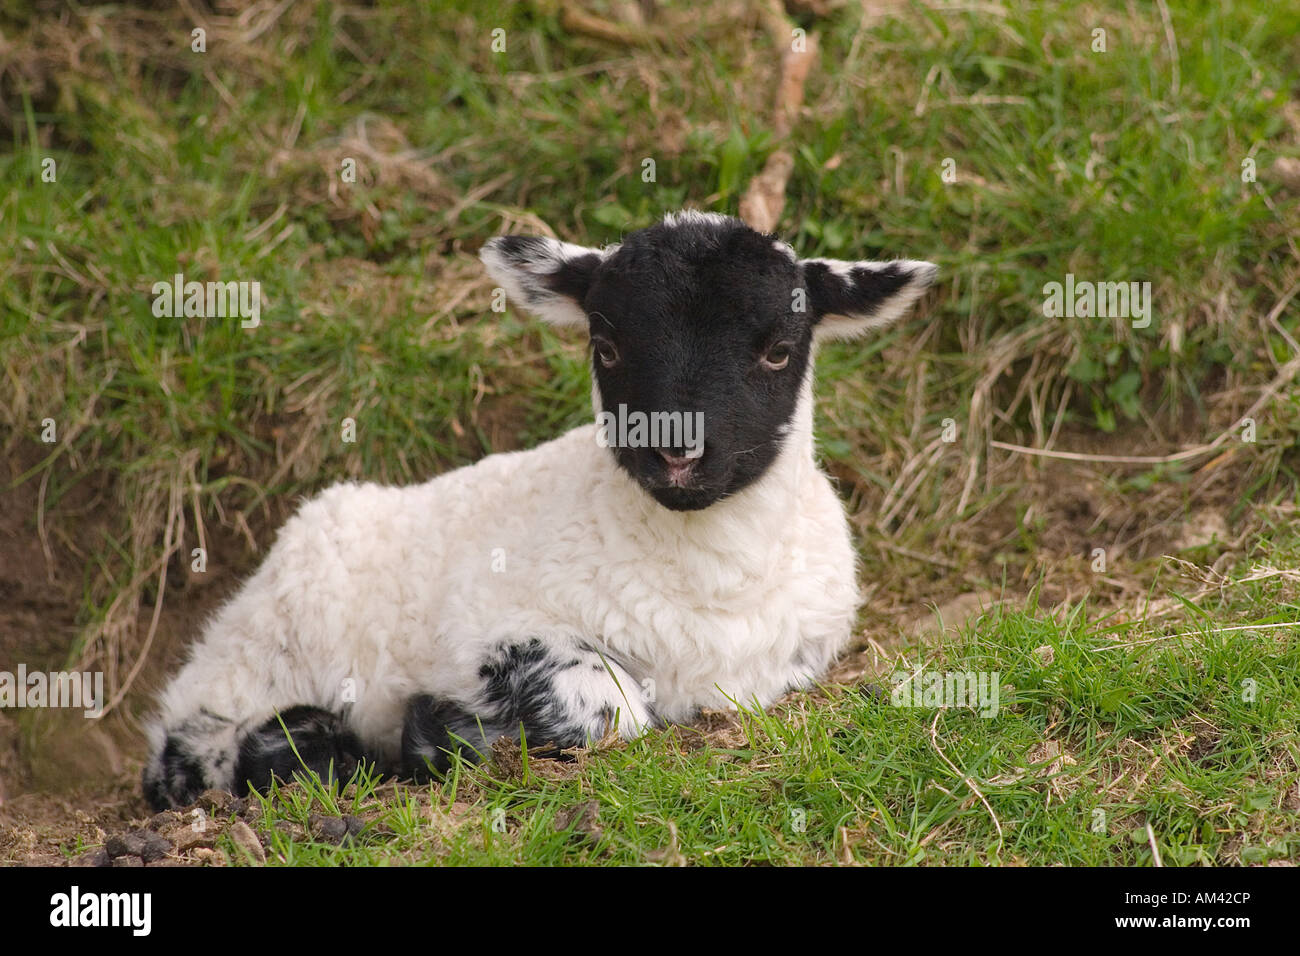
400 695 504 781
142 735 209 812
233 706 367 795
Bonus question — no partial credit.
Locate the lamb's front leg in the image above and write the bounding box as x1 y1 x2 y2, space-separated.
141 572 376 810
142 703 369 811
400 637 655 778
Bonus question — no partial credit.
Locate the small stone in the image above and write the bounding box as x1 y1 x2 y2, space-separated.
149 810 182 830
160 821 217 853
228 820 266 865
310 815 349 844
111 854 144 867
105 832 145 859
138 830 173 863
273 819 308 840
198 789 233 813
74 848 111 867
859 682 886 701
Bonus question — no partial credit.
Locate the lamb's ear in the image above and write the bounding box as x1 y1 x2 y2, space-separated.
479 236 610 327
800 258 938 341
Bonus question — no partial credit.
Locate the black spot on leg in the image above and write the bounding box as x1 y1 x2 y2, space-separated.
143 736 208 812
401 695 511 781
477 639 591 749
143 710 240 811
401 639 612 781
233 705 367 797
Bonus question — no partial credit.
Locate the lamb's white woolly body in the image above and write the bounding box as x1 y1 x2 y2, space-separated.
149 373 856 774
145 211 938 808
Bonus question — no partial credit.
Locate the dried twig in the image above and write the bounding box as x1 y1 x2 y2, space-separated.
552 0 668 46
739 0 817 233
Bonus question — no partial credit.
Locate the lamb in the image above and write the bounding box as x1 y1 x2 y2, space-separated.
141 210 937 810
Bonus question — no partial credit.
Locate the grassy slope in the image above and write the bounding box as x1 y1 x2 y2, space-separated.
2 0 1298 863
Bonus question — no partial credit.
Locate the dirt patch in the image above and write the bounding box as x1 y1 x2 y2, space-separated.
0 446 95 677
0 777 142 866
1 443 114 803
0 441 285 801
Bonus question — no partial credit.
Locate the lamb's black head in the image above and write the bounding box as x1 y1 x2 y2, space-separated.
481 211 937 512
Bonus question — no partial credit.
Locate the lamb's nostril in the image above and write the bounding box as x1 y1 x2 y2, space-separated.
658 448 699 467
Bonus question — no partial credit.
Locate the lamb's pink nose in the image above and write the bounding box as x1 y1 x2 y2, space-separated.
658 448 699 486
658 449 696 468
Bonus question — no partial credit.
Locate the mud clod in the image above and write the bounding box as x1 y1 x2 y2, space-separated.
228 820 266 864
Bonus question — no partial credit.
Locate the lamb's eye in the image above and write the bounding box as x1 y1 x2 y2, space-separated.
761 343 792 370
593 337 620 369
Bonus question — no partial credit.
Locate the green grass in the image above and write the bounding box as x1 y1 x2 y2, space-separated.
224 538 1300 866
2 0 1299 864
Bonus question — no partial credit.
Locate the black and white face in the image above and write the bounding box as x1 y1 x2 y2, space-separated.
481 212 937 512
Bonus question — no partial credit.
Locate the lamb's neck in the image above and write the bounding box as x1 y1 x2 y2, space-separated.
587 368 823 592
596 423 816 590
